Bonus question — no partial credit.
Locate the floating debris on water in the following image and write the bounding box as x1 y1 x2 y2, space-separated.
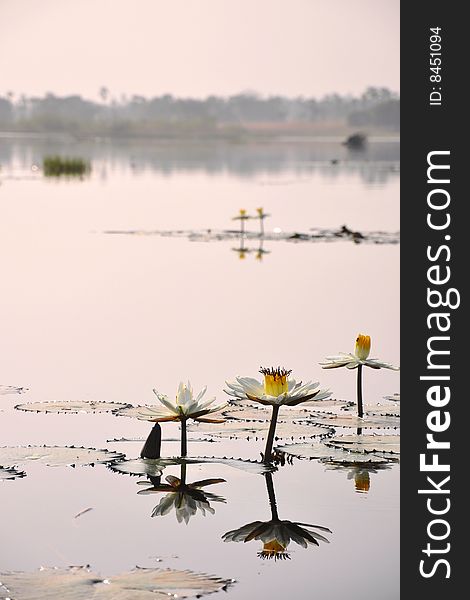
103 226 400 245
0 385 28 396
0 465 27 481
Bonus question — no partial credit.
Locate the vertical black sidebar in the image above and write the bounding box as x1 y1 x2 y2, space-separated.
401 2 465 597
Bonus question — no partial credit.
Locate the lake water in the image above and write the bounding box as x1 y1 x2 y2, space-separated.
0 137 399 599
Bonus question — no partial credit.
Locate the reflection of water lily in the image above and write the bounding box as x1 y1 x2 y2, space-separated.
223 519 330 560
350 469 371 492
324 461 393 494
141 382 227 456
138 465 226 524
320 334 399 417
255 247 269 261
222 473 331 560
225 367 331 461
232 246 250 260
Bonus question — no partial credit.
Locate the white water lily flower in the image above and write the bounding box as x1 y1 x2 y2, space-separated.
320 334 399 371
225 367 331 407
142 382 227 424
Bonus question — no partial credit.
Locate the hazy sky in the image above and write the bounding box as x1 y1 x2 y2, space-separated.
0 0 399 100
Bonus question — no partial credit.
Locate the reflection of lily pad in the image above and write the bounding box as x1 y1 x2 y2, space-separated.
308 413 400 429
0 446 125 467
325 435 400 455
0 565 233 599
274 442 390 463
0 466 26 480
188 419 333 440
0 385 28 395
15 400 131 414
109 456 275 477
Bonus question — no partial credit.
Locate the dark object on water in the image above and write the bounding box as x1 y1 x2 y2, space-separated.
330 158 339 165
140 423 162 459
43 155 91 177
289 232 309 241
337 225 365 243
343 133 367 150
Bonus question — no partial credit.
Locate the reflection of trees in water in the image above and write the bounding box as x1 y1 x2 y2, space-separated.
2 138 399 183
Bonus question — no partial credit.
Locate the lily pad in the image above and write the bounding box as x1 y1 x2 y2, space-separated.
0 565 233 599
222 402 351 421
384 393 400 402
325 435 400 455
0 385 28 395
109 456 275 477
106 437 218 444
274 442 391 463
115 405 170 421
187 419 333 440
0 466 27 480
341 403 400 417
365 405 400 417
307 413 400 429
15 400 131 414
0 446 125 468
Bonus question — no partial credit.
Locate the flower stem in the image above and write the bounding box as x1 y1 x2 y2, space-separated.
180 461 187 486
180 418 188 457
357 364 364 418
259 217 264 237
264 472 279 521
264 405 280 462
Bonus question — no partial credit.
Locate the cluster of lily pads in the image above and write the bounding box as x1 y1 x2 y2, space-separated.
1 333 399 565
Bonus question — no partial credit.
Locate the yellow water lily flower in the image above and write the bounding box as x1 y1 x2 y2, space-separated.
255 207 270 236
225 367 331 407
225 367 331 462
232 209 250 221
320 334 399 371
320 334 399 417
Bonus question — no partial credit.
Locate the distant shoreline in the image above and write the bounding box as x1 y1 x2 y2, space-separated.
0 126 399 144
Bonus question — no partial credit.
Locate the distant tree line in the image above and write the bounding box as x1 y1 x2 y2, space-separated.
0 87 399 137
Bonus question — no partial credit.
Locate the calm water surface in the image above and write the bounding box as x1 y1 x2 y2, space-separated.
0 138 399 599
